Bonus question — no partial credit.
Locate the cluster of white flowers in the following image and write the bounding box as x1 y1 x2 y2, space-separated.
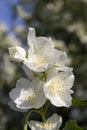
8 28 74 130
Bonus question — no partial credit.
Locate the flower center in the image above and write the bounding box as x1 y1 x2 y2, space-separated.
32 54 46 67
23 89 37 104
37 121 53 129
48 77 65 96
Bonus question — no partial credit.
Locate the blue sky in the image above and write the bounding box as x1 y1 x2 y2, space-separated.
0 0 25 31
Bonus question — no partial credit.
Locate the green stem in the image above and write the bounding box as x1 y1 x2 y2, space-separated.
44 100 50 113
40 112 46 122
42 72 47 82
33 107 46 122
22 109 33 130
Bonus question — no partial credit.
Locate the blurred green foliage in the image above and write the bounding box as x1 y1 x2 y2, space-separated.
0 0 87 130
63 120 84 130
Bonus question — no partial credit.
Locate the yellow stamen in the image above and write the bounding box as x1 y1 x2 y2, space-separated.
23 90 37 104
37 121 53 129
32 54 47 67
48 77 65 96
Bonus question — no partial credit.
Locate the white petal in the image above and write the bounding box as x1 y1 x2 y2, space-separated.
35 36 54 52
50 93 72 107
55 51 67 66
48 37 55 48
27 28 36 51
47 114 62 129
16 77 31 89
22 64 34 80
57 71 75 89
9 87 21 102
8 100 27 112
8 46 26 62
55 66 73 72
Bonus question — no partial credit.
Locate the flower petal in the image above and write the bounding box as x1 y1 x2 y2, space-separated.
35 36 54 52
55 66 73 72
8 100 27 112
22 64 34 80
55 51 67 66
27 28 36 51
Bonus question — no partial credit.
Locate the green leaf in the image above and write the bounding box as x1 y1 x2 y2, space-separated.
72 98 87 107
63 120 85 130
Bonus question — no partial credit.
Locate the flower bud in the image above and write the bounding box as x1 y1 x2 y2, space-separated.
8 46 26 62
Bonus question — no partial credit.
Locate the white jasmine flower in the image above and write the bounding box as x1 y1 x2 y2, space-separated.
28 113 62 130
8 46 26 62
8 100 27 112
43 71 74 107
24 28 65 72
9 78 46 109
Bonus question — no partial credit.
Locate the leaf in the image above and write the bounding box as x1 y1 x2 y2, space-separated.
72 98 87 107
63 120 85 130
